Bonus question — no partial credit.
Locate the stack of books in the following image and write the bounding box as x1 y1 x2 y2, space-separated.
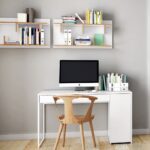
19 27 44 45
62 16 76 24
75 36 92 46
86 9 103 25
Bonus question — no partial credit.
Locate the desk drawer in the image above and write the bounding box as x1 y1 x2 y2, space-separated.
92 94 110 103
40 96 55 104
39 94 109 104
73 95 109 103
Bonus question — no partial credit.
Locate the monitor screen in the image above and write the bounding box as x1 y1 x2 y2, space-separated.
59 60 99 87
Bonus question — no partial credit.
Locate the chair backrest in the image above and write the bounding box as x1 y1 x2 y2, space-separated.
53 95 97 124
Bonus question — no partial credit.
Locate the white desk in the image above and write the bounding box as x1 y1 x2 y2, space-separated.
37 90 132 147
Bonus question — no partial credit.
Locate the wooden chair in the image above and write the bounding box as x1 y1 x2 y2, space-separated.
53 95 97 150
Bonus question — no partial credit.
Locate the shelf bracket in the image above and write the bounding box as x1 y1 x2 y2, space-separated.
16 23 18 32
82 24 84 33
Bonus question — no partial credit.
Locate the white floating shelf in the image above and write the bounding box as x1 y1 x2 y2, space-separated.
0 44 50 49
53 45 112 49
53 19 113 49
0 18 50 49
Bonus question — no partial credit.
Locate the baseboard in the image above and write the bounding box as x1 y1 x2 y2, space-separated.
133 129 150 135
46 130 108 138
0 133 37 140
0 130 107 140
0 129 149 140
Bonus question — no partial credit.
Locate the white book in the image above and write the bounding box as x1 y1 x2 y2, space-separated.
111 73 115 83
107 73 111 90
29 27 32 45
19 27 22 45
97 12 100 24
31 28 34 45
36 28 39 45
40 29 45 45
94 11 97 24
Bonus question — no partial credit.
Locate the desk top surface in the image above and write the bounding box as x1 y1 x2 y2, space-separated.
38 90 132 96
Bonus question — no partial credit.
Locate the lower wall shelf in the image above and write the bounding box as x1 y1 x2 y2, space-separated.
53 45 112 49
53 20 112 49
0 18 50 49
0 44 50 48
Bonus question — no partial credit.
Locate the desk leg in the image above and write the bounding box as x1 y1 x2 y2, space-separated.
37 97 46 148
37 95 40 148
42 104 45 140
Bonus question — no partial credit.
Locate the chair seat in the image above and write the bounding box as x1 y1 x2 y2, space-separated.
59 114 94 124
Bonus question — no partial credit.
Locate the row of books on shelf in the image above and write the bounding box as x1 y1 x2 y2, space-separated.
19 27 45 45
86 9 103 25
59 9 103 25
99 73 129 91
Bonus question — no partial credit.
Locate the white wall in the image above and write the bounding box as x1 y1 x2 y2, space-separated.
0 0 148 135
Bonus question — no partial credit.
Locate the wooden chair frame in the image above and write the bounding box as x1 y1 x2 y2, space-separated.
53 95 97 150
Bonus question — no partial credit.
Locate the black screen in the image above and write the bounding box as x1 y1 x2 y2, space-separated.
59 60 99 83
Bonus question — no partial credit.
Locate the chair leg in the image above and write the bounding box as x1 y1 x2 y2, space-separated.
89 120 96 147
62 124 67 147
53 123 64 150
80 123 85 150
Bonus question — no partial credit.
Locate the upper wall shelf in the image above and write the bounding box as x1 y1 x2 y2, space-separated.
0 21 48 25
53 19 113 49
0 18 50 48
53 22 112 27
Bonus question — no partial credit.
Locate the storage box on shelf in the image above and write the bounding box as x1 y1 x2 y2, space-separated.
99 73 129 92
0 18 50 48
53 19 112 49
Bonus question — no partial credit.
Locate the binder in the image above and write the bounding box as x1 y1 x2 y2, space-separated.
40 29 44 45
67 29 72 45
64 29 68 45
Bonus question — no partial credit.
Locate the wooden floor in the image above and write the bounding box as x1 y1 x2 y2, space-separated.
0 135 150 150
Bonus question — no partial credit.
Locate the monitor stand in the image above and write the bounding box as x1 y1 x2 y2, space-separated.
75 87 94 91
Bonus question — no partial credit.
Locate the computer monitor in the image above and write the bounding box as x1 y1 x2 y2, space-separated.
59 60 99 87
